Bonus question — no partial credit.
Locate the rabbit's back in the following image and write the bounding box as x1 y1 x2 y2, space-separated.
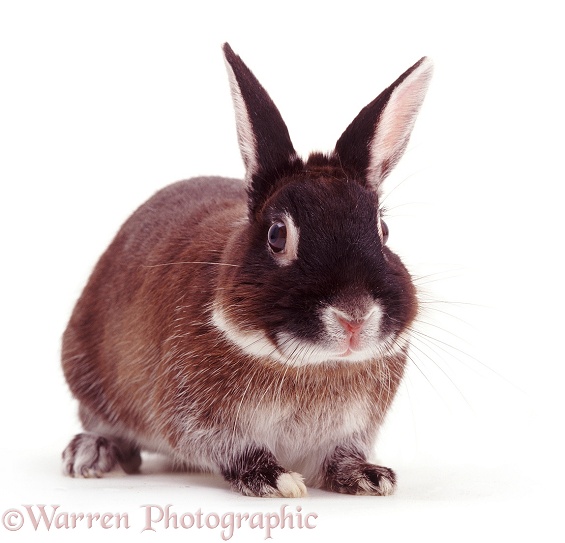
61 176 246 436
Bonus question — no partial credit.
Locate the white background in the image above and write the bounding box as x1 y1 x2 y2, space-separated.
1 1 563 541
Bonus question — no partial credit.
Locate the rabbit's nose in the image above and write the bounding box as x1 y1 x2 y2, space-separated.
336 315 367 335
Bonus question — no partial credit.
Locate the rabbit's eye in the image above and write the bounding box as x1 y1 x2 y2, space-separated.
268 221 287 253
381 220 389 244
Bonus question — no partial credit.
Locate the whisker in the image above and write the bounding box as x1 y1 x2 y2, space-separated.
412 271 468 286
403 349 445 401
417 304 474 326
408 326 494 377
412 318 473 347
417 299 487 308
142 261 241 268
407 337 474 410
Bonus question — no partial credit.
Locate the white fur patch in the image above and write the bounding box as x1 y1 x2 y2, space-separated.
378 476 395 496
211 304 278 359
272 472 307 498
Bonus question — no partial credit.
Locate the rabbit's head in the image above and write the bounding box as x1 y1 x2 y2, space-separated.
212 44 433 367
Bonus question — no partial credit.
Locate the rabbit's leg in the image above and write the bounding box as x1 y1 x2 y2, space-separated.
323 445 396 496
62 433 141 478
221 447 307 498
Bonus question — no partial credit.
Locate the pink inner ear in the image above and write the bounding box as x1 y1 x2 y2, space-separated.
224 56 259 185
368 58 433 187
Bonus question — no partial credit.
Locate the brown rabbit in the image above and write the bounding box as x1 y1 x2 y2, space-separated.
61 43 433 497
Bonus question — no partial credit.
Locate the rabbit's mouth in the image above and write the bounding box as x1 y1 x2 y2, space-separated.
210 300 406 367
272 329 405 366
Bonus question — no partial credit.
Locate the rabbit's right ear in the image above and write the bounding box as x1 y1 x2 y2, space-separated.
223 43 300 214
335 57 433 194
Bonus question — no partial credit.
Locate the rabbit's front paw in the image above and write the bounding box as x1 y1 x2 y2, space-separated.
328 461 396 496
222 447 307 498
62 433 119 478
62 433 141 478
325 446 396 496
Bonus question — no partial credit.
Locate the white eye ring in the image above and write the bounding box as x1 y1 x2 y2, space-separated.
268 213 299 266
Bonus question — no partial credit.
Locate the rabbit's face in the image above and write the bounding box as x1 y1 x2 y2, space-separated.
212 166 417 366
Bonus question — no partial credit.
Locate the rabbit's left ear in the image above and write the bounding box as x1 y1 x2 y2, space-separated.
335 57 433 193
223 43 300 212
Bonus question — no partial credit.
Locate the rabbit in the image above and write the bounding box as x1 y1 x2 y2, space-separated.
61 42 433 498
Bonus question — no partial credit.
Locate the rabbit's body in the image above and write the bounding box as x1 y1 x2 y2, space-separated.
62 44 433 497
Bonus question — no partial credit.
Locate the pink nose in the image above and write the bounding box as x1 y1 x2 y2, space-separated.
336 316 366 335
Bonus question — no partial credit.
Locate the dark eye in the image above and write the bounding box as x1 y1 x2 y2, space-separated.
268 221 287 253
381 220 389 244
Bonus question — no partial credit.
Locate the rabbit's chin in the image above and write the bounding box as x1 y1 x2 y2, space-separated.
210 304 408 367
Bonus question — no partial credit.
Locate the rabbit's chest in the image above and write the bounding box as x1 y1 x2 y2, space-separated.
250 393 371 451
